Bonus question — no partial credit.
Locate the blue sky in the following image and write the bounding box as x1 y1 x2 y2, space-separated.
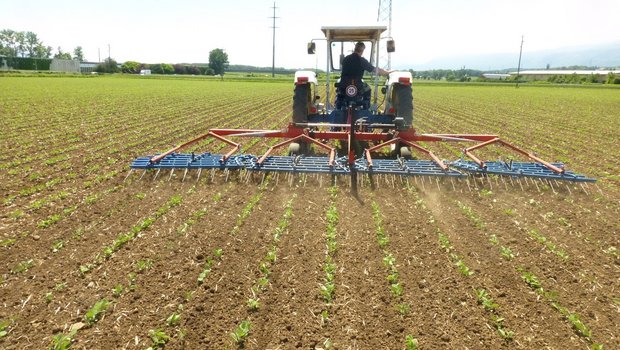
2 0 618 69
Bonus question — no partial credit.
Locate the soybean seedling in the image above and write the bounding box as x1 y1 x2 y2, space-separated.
230 320 251 345
51 329 77 350
166 312 181 326
405 335 419 350
396 303 411 316
84 299 110 326
112 284 123 297
247 298 260 311
148 329 170 348
321 310 329 325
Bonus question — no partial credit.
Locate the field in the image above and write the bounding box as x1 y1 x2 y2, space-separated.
0 76 619 350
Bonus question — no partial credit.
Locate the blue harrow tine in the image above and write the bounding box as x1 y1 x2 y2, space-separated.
131 153 595 183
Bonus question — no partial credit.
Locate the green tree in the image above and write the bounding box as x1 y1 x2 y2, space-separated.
54 47 72 60
95 58 119 73
0 29 18 56
161 63 174 74
208 48 229 76
607 73 620 84
34 44 52 59
121 60 141 73
73 46 85 61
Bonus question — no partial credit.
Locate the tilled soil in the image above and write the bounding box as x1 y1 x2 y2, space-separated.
1 78 618 350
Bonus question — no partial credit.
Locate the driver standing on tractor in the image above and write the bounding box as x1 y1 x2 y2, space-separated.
341 42 391 98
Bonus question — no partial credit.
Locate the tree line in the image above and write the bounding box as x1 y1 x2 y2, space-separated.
0 29 84 60
96 48 229 75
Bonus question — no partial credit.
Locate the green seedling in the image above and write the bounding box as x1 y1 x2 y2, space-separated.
136 259 153 272
387 271 399 284
320 283 335 302
38 214 61 228
214 248 223 258
51 329 77 350
112 284 123 297
166 312 181 326
321 310 329 325
455 259 473 276
127 272 138 290
148 329 170 348
12 259 34 274
259 262 270 276
396 303 411 315
247 298 260 311
51 240 65 253
230 320 251 345
476 289 498 311
84 299 110 326
405 335 419 350
0 319 10 338
266 249 277 263
500 246 515 260
377 235 390 248
54 283 67 292
567 312 592 338
45 292 53 304
256 276 269 289
521 271 542 290
383 254 396 268
390 283 403 297
438 233 452 251
0 238 16 247
79 264 91 275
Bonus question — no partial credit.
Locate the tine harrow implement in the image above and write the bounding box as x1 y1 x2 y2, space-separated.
129 25 595 190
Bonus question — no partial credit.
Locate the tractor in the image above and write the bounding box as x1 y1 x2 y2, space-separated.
129 26 595 189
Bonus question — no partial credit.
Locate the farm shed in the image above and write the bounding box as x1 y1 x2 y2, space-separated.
482 73 511 80
50 58 80 73
80 61 99 73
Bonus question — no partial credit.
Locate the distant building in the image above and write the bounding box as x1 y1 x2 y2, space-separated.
80 61 99 73
140 69 151 75
482 73 511 80
510 70 620 82
50 58 80 73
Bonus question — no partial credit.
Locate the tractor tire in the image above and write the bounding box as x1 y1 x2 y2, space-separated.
392 84 413 130
292 84 310 123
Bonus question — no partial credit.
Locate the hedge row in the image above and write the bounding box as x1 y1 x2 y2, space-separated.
1 57 52 70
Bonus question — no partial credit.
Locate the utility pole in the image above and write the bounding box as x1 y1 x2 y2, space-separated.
377 0 393 69
516 35 524 88
108 44 111 61
98 48 100 63
269 2 279 78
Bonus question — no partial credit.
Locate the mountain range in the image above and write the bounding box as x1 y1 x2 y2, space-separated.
406 42 620 71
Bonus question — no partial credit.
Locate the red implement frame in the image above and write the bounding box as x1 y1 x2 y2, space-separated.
257 134 336 166
364 137 448 170
150 124 564 175
463 137 565 174
150 131 240 164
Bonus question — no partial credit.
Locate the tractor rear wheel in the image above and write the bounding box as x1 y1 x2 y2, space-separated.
392 84 413 129
292 84 310 123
